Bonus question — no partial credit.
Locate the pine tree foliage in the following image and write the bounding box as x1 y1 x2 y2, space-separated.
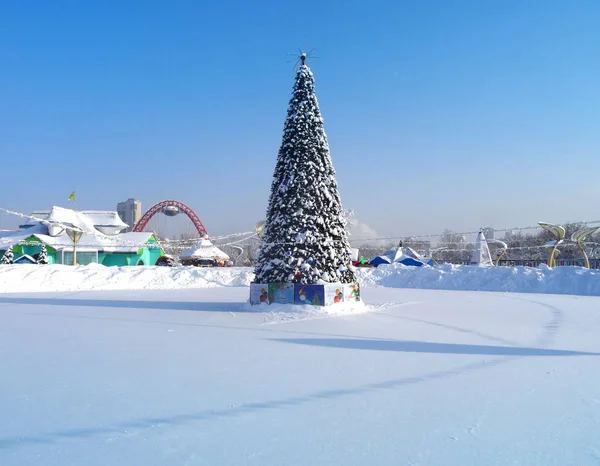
37 245 49 264
254 63 356 284
1 246 14 265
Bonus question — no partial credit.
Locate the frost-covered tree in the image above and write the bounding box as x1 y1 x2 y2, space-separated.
254 57 356 284
1 246 14 265
37 245 49 264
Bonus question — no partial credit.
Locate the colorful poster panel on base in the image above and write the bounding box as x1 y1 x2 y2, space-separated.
249 283 269 305
324 284 344 305
268 282 294 304
343 283 360 302
294 284 325 306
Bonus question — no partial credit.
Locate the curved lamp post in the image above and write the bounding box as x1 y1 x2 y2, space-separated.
486 239 508 266
542 240 562 267
571 227 600 269
230 245 244 265
538 222 565 267
430 247 448 265
255 221 265 239
65 227 83 266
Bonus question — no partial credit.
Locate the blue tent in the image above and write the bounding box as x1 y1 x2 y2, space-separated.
369 246 431 267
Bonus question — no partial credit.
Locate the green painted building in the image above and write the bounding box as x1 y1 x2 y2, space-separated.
0 206 164 266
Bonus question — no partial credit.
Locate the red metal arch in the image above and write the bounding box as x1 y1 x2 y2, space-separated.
133 200 208 237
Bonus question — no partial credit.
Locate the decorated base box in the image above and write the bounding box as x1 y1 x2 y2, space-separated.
250 282 360 306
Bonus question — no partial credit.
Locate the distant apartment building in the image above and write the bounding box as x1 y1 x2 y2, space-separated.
117 199 142 232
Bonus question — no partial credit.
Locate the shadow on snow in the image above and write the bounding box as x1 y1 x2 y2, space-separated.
0 297 253 313
270 338 600 357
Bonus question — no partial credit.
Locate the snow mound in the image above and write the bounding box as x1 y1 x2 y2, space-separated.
1 263 600 296
0 264 255 293
356 263 600 296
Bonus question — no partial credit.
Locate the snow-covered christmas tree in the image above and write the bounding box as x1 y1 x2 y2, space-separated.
254 54 356 286
37 245 49 264
1 246 14 265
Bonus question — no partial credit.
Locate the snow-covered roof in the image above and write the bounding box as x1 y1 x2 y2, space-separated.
180 237 229 260
100 232 158 253
80 210 129 229
20 211 50 227
387 247 424 263
0 236 22 250
9 222 48 235
31 232 157 252
0 230 37 250
43 206 128 236
13 254 37 264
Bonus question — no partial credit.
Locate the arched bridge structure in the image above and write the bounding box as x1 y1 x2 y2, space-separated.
133 200 208 237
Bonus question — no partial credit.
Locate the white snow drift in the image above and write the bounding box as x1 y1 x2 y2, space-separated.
358 262 600 296
1 262 600 296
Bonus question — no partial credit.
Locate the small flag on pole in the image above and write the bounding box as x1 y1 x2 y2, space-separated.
68 191 75 201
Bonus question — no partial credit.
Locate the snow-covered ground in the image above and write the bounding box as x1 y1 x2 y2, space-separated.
1 263 600 296
0 286 599 465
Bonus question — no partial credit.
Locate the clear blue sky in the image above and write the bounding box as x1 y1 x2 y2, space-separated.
1 0 599 237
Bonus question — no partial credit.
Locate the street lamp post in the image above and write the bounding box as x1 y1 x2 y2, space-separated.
431 247 448 265
66 228 83 266
486 239 508 266
538 222 566 268
571 227 600 269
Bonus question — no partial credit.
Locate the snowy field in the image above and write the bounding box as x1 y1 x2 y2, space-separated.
1 282 600 465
